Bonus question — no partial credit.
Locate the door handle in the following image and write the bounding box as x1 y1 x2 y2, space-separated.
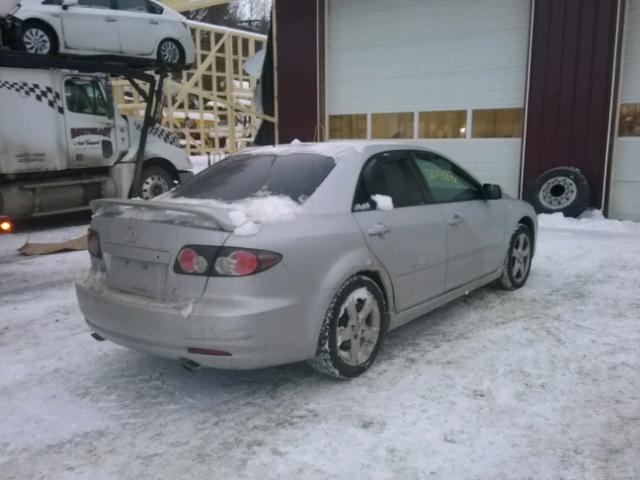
448 214 463 226
149 20 159 24
104 17 116 22
367 223 391 237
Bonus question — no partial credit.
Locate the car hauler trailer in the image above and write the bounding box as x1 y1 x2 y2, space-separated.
0 50 192 221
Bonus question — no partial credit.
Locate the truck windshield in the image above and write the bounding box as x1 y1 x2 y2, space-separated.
173 153 336 204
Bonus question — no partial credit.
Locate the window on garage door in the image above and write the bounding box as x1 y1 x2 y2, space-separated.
372 112 414 139
329 114 367 139
418 110 467 139
618 104 640 136
472 108 524 138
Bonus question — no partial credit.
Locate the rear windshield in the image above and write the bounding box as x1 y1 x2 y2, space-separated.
173 153 336 203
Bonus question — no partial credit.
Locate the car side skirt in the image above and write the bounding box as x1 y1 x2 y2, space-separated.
389 269 502 331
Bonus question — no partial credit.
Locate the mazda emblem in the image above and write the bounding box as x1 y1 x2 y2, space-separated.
124 227 138 244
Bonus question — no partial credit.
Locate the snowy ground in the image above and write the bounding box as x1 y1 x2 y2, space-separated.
1 212 639 480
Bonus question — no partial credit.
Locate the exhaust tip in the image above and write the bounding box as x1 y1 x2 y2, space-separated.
91 332 106 342
181 358 202 372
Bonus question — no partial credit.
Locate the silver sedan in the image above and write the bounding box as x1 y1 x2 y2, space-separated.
76 142 536 378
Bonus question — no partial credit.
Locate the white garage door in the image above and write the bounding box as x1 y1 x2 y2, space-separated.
326 0 531 197
611 0 640 221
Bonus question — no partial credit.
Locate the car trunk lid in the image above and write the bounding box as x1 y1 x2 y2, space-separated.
91 199 234 300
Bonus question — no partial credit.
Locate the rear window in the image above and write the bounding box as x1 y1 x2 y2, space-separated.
173 153 336 203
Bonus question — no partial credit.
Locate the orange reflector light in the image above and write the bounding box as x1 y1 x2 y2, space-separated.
188 347 232 357
0 220 13 233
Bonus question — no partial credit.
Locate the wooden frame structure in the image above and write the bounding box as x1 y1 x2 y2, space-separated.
112 22 273 156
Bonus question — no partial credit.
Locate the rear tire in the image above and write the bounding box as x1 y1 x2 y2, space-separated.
309 275 387 379
157 39 184 65
497 224 533 290
139 166 174 200
21 22 57 55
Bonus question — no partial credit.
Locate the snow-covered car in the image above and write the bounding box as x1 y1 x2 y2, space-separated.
5 0 195 65
75 142 537 378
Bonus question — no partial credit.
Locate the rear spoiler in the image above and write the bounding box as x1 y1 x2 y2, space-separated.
90 198 236 232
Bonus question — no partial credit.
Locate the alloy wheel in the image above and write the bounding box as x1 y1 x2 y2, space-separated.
510 232 532 283
336 289 381 367
159 41 180 64
23 28 51 55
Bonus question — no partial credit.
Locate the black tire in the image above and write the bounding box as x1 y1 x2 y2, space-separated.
20 21 58 55
139 166 174 200
530 166 590 218
157 39 184 65
497 224 533 290
309 275 388 379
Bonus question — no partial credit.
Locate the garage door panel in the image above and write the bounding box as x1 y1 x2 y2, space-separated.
327 0 530 195
610 0 640 220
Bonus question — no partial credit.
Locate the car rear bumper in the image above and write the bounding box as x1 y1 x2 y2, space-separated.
75 273 314 369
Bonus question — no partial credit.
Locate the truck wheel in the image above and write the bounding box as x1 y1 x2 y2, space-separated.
21 22 57 55
139 166 174 200
530 167 590 218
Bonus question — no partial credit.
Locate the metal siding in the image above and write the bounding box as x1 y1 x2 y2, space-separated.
275 0 319 144
523 0 619 207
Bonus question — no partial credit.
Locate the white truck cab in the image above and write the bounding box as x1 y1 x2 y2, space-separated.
0 65 192 218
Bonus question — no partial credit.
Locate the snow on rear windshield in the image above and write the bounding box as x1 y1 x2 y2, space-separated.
172 153 336 203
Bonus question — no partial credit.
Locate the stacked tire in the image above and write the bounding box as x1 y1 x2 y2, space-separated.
530 167 590 218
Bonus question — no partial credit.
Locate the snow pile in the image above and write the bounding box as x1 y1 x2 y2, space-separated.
539 210 640 233
371 194 394 211
168 194 302 236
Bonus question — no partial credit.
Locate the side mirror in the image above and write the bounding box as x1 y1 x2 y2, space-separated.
103 80 115 120
62 0 78 10
483 183 502 200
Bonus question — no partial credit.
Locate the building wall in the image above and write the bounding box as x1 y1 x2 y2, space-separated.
522 0 621 207
274 0 320 144
274 0 623 210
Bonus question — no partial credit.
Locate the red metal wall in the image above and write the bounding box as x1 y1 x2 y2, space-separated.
523 0 621 206
275 0 319 144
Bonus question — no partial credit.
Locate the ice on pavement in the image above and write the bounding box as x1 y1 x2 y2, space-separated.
1 210 639 479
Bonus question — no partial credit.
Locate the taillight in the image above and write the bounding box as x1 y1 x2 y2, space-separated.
173 245 281 277
0 219 13 233
177 247 209 274
87 229 102 258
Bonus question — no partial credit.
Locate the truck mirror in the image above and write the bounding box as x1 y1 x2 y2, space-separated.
104 82 115 120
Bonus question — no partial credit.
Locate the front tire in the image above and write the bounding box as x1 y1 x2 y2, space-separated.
21 22 57 55
157 39 184 65
139 166 174 200
309 275 387 379
498 224 533 290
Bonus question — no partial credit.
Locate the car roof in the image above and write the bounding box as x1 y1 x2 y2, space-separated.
241 141 434 164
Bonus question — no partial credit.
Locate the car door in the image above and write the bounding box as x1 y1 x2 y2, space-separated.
353 151 448 312
63 77 118 168
114 0 160 55
60 0 121 52
412 150 505 291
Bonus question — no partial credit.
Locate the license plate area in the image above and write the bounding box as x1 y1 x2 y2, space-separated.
104 242 170 298
106 257 168 298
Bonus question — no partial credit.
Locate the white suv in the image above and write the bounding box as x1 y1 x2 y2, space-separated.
6 0 195 65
